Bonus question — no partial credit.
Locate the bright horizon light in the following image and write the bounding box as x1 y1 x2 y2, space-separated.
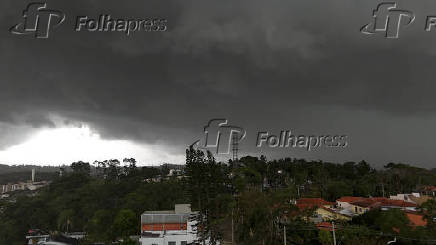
0 126 184 166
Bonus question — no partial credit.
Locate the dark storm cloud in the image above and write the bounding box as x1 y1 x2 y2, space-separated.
1 0 436 167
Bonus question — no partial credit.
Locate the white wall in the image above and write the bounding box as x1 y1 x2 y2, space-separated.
337 201 353 211
140 220 199 245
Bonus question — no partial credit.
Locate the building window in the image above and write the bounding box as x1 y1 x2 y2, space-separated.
168 242 176 245
354 207 357 213
359 208 362 212
181 242 187 245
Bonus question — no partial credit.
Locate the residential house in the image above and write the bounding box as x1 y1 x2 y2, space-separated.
296 198 334 210
139 204 213 245
296 198 348 222
409 195 434 206
379 199 418 211
389 193 420 203
349 197 417 215
419 186 436 197
315 206 352 221
349 199 378 215
336 196 364 211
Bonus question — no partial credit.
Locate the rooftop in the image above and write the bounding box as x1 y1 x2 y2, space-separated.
337 196 364 203
405 212 427 227
350 197 417 208
141 204 195 224
316 222 337 231
297 198 334 210
420 186 436 192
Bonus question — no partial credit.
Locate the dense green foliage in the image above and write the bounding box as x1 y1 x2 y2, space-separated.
0 160 187 245
0 155 435 245
184 152 436 245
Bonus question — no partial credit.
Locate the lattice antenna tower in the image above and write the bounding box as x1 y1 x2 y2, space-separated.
232 132 239 162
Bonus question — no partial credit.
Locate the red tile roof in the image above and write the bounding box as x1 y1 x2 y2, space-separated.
350 197 417 208
337 196 364 203
382 199 417 207
316 222 337 231
371 197 388 202
350 199 381 208
297 198 334 210
405 212 427 227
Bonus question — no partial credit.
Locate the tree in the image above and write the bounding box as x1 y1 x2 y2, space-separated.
104 159 121 181
337 225 379 245
87 209 113 242
324 181 353 201
2 156 436 245
111 209 138 240
122 158 138 177
318 230 332 245
236 191 270 244
120 238 137 245
375 209 410 234
71 161 91 175
57 209 74 232
421 199 436 231
284 219 318 245
185 146 230 245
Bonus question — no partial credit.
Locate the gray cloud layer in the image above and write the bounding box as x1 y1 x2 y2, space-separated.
1 0 436 168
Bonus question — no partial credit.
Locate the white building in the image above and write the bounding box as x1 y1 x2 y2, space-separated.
389 193 420 203
139 204 207 245
336 197 363 212
1 169 49 194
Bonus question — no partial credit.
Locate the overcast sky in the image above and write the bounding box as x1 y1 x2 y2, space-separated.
1 0 436 168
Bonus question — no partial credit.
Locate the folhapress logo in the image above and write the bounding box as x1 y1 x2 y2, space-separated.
9 2 167 38
191 119 348 157
10 2 65 39
361 2 415 38
192 119 246 155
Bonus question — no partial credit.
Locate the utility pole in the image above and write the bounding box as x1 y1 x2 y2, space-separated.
232 208 234 245
283 225 286 245
332 221 336 245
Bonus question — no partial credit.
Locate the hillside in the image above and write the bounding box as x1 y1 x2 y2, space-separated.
0 156 435 245
0 164 61 184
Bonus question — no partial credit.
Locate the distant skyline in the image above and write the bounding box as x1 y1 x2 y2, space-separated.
2 0 436 168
